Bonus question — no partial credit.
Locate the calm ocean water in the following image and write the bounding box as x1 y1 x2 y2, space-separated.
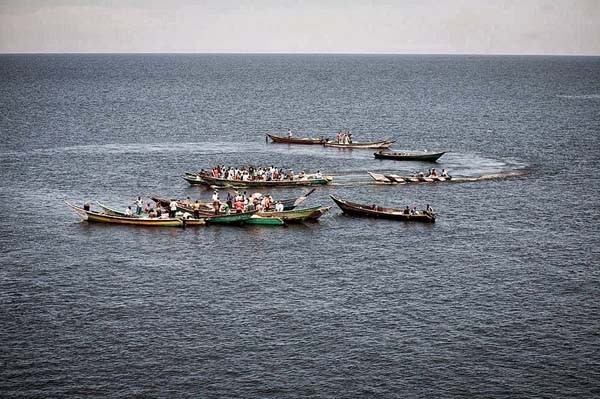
1 54 599 398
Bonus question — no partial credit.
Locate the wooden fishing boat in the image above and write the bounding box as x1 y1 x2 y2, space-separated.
367 172 451 184
184 172 332 188
65 202 184 227
245 215 285 226
324 140 395 149
257 205 331 223
266 133 328 145
181 218 206 226
374 150 445 162
330 196 435 223
203 210 258 225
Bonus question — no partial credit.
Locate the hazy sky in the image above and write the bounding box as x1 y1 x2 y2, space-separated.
1 0 599 54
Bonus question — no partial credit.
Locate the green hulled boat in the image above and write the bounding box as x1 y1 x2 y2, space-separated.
257 205 331 223
203 210 258 225
245 215 285 226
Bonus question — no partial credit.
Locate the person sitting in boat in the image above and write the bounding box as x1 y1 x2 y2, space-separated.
426 204 434 215
220 202 231 214
404 206 410 215
234 198 244 213
315 170 323 179
144 202 153 213
336 132 341 143
431 169 438 177
288 129 292 138
262 195 271 210
275 201 284 212
418 171 425 177
298 171 305 179
149 208 157 218
83 202 90 211
347 132 352 144
441 169 448 177
156 207 162 218
125 206 133 216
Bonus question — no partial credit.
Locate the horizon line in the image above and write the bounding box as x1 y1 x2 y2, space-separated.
1 51 599 57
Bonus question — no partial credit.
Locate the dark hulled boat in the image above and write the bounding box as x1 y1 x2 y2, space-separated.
266 133 328 145
330 196 435 223
374 150 445 162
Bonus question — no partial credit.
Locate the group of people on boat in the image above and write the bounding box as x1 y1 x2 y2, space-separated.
201 165 322 182
115 189 289 220
415 168 449 178
402 204 434 216
335 131 353 144
212 190 284 215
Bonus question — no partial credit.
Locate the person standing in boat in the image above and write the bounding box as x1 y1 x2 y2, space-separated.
212 190 220 215
288 129 292 138
193 200 201 219
169 199 177 218
135 196 143 215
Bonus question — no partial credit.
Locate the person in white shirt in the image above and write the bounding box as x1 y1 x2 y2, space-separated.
169 200 178 218
125 206 133 216
135 196 143 215
212 191 220 215
275 201 284 212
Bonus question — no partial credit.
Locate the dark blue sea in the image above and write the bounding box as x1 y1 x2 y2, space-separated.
1 54 599 398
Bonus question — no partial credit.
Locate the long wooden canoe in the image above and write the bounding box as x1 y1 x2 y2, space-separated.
367 172 451 184
330 196 435 223
184 172 332 188
65 202 184 227
266 133 328 144
324 140 395 149
257 205 331 223
374 150 445 162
